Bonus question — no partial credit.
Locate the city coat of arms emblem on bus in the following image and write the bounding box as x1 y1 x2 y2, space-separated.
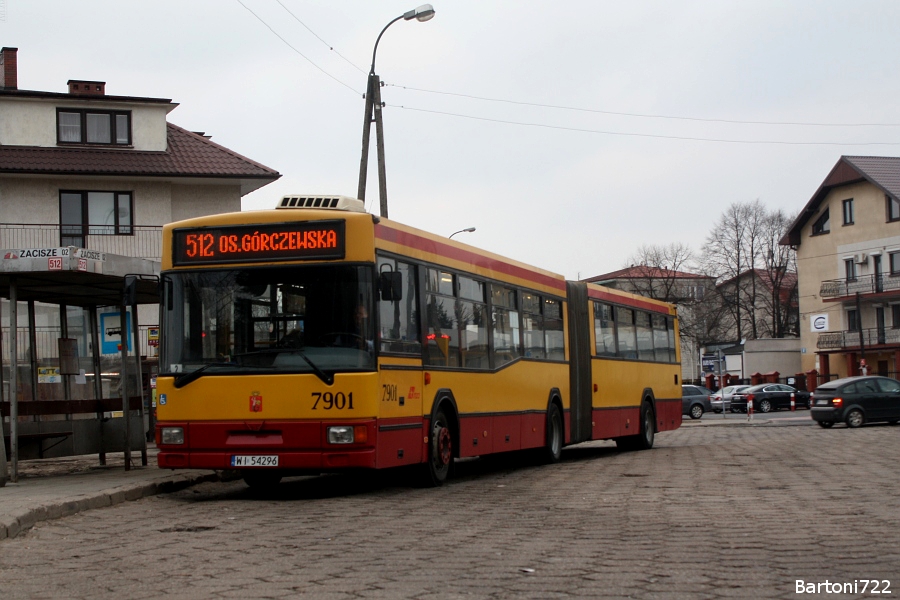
249 392 262 412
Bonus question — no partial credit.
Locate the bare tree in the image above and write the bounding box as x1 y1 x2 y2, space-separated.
624 242 697 303
701 202 750 340
759 209 799 337
702 201 798 341
623 242 729 355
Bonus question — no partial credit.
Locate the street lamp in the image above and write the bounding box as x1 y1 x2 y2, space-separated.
357 4 436 219
449 227 476 239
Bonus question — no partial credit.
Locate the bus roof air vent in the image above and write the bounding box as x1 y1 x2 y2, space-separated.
276 195 366 213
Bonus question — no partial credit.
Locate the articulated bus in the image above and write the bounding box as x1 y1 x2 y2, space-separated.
155 195 682 487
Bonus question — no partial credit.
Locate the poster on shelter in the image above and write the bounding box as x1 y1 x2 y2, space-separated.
100 311 133 354
38 367 62 383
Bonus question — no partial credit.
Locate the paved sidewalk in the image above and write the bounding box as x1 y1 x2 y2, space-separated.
0 446 217 540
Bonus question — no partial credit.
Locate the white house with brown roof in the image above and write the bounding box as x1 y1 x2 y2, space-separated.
782 155 900 382
0 47 282 465
0 47 279 262
0 46 280 357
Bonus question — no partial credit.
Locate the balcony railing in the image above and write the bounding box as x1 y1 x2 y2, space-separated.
817 327 900 350
0 223 162 261
820 274 900 299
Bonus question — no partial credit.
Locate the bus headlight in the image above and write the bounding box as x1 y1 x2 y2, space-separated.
161 427 185 445
327 426 354 444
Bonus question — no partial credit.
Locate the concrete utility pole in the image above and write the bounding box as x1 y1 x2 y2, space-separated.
356 5 435 219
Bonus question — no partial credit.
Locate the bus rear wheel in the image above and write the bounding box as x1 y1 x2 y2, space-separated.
421 408 453 487
541 403 564 464
617 401 655 451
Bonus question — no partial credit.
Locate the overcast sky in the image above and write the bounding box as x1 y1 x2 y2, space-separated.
4 1 900 279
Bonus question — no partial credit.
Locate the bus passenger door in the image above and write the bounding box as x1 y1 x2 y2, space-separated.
375 257 425 468
376 363 424 468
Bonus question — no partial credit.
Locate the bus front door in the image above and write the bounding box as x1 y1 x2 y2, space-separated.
376 363 424 468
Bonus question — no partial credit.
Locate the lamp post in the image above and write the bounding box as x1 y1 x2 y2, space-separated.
449 227 476 239
357 4 435 219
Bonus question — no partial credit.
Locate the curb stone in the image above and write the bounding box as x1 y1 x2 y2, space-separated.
0 471 219 541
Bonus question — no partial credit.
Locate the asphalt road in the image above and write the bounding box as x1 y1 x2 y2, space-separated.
1 422 898 599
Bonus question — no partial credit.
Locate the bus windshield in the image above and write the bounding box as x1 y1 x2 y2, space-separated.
161 265 375 378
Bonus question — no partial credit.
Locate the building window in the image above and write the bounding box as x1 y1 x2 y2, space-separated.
59 191 133 247
842 199 854 225
847 309 859 332
812 209 830 235
892 305 900 329
891 252 900 275
57 109 131 145
844 259 857 282
888 195 900 222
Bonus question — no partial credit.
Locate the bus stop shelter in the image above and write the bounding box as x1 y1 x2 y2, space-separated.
0 247 159 484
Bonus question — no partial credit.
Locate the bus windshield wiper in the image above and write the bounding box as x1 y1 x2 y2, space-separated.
174 362 242 389
292 349 334 385
235 348 334 385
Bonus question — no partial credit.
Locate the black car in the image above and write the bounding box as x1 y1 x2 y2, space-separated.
730 383 811 413
682 385 713 420
810 376 900 428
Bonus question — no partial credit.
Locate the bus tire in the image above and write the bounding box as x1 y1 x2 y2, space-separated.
617 401 655 451
242 470 283 490
616 400 656 450
421 407 454 487
541 402 564 464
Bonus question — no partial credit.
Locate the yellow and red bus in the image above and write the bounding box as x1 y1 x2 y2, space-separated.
155 195 681 487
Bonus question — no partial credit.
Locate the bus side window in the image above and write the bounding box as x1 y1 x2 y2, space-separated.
491 285 521 368
522 293 545 359
544 298 565 361
377 258 421 355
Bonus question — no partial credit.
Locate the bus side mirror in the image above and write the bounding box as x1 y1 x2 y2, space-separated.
379 271 403 302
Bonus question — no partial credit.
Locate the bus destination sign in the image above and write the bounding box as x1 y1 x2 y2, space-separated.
172 220 346 265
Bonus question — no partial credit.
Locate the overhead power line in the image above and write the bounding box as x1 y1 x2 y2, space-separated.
274 0 367 74
236 0 360 95
385 84 900 128
388 104 900 146
239 1 900 146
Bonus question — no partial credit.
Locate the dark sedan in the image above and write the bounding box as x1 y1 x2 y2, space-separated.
810 376 900 428
730 384 811 413
682 385 713 420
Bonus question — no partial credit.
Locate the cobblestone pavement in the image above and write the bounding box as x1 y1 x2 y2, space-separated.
1 424 898 599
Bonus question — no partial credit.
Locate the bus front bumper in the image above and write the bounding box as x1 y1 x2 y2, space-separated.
156 419 378 470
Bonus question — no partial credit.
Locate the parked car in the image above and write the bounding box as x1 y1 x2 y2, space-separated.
710 385 751 413
730 384 811 413
810 376 900 428
682 385 713 420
